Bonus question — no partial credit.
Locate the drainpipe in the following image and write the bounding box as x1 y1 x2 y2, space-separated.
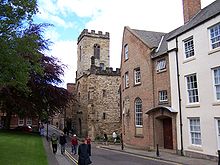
175 38 184 156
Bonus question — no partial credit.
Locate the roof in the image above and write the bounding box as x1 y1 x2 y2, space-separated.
167 0 220 41
126 27 167 57
132 29 166 49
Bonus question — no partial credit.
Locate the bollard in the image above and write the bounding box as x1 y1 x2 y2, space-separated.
156 144 159 157
218 150 220 165
121 133 124 150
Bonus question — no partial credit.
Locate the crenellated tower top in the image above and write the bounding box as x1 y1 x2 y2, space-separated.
77 29 110 44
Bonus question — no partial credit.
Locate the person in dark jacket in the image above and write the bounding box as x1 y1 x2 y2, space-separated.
78 138 92 165
59 133 67 154
51 133 58 154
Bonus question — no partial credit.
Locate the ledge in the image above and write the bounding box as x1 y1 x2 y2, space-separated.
185 103 200 108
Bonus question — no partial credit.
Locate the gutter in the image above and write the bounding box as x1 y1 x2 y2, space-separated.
175 37 184 156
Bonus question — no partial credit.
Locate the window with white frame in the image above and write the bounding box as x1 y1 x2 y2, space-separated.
134 68 141 85
159 90 168 102
125 72 129 88
124 44 128 60
189 118 201 145
18 118 24 126
156 59 166 72
186 74 199 103
184 37 194 58
209 23 220 49
135 98 143 127
216 119 220 149
26 118 32 126
213 67 220 100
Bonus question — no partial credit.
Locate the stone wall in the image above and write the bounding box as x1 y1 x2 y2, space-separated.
77 29 110 79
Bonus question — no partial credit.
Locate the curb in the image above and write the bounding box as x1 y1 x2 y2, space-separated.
99 145 183 165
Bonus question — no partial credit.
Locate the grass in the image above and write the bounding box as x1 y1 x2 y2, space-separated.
0 131 48 165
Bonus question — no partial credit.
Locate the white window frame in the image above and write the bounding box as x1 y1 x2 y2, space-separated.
184 37 195 59
124 44 128 60
18 118 24 126
213 67 220 101
134 68 141 85
125 72 129 88
135 98 143 127
159 90 168 102
26 118 32 126
209 23 220 50
189 118 201 146
156 59 166 72
215 118 220 149
186 74 199 103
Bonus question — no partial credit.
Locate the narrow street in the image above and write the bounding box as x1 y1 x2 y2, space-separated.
47 125 179 165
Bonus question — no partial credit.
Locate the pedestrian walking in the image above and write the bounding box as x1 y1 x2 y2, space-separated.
103 133 108 145
112 131 117 144
86 135 92 156
39 123 44 136
71 134 78 155
51 132 58 154
59 132 67 154
78 138 92 165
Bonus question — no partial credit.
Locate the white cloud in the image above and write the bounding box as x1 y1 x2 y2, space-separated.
48 40 77 87
36 0 216 87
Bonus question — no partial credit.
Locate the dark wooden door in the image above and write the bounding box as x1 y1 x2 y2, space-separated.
163 118 173 149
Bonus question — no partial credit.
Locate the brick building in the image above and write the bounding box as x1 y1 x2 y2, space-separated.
74 29 121 140
121 26 177 151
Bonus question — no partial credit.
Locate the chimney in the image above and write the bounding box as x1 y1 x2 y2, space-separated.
182 0 201 24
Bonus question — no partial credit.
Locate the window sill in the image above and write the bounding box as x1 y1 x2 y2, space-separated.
212 101 220 106
208 47 220 55
134 135 144 138
187 145 203 151
156 69 167 74
134 83 141 87
183 56 196 64
158 101 169 105
186 103 200 108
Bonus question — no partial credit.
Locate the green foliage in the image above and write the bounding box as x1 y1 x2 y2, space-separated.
0 0 43 91
0 1 72 123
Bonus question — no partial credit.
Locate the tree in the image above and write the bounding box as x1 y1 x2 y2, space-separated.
0 1 72 128
0 0 44 91
0 55 72 128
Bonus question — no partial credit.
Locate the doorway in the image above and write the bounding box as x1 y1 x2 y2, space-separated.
163 118 173 149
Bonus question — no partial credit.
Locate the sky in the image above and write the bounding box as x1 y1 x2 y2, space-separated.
34 0 215 88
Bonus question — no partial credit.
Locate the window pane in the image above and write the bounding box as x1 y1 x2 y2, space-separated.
210 23 220 49
184 37 194 58
135 98 142 126
186 74 199 103
189 118 201 145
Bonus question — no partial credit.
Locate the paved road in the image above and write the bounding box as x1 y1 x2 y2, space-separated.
47 125 180 165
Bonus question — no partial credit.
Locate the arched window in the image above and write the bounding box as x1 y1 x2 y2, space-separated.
135 98 142 127
94 44 100 59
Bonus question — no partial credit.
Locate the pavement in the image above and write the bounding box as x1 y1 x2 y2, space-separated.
99 144 218 165
42 125 218 165
42 136 218 165
42 137 73 165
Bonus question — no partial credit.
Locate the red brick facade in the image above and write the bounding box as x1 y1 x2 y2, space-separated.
121 26 177 151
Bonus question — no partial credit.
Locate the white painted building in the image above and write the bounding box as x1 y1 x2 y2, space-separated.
167 0 220 160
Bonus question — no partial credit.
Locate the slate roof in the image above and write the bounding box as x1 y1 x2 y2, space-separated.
167 0 220 41
132 29 166 48
130 28 167 58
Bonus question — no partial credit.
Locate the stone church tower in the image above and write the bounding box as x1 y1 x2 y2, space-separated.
75 29 121 140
